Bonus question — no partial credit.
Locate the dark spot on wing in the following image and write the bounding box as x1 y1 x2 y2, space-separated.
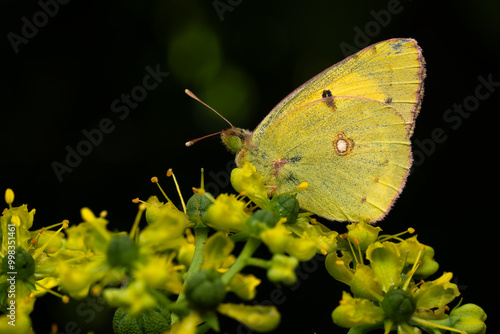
385 96 393 104
285 172 299 183
289 156 302 163
392 41 404 54
322 90 336 111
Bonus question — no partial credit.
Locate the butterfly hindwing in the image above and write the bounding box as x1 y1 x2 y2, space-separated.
241 96 411 222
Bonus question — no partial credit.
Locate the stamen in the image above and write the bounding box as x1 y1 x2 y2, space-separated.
378 227 417 242
33 221 69 260
35 280 70 303
353 237 364 266
151 176 173 203
167 169 187 214
402 245 426 291
130 202 147 239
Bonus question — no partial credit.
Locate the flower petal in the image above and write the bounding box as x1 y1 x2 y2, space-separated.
218 303 280 332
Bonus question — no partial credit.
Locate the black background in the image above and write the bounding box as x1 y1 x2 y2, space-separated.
1 0 498 333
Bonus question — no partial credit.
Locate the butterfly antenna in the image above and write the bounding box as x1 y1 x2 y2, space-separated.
185 89 234 128
184 89 235 147
185 130 226 147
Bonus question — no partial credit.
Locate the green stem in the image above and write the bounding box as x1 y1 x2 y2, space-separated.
185 226 208 280
171 226 208 324
246 257 270 269
221 237 261 286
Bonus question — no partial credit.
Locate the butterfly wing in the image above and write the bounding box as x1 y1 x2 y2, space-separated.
241 96 411 222
254 38 425 139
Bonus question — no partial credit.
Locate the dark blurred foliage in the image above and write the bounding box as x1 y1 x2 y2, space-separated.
0 0 498 333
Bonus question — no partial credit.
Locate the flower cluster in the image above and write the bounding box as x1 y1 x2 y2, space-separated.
326 222 487 334
0 163 487 334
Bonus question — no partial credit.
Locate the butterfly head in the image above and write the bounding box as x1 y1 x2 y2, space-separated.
221 128 253 153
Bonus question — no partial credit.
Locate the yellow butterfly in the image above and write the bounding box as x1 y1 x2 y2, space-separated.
190 38 425 223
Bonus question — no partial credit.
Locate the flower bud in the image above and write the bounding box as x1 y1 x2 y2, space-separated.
1 247 35 280
185 269 226 311
449 303 487 334
380 288 416 323
107 234 139 269
186 193 213 224
112 306 171 334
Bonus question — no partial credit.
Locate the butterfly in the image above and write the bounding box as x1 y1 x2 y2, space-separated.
189 38 425 223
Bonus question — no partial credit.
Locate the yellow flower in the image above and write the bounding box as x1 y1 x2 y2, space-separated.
259 223 290 254
65 224 90 252
57 261 97 299
0 294 35 334
103 280 157 316
133 255 184 294
267 254 299 285
202 231 235 270
228 273 261 300
168 311 201 334
204 194 250 233
230 162 269 209
260 221 317 261
139 202 188 252
332 291 385 328
285 237 316 261
285 217 338 255
217 303 280 332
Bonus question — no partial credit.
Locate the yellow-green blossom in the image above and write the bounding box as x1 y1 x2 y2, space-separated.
204 194 250 233
78 207 112 253
0 293 35 334
397 236 439 278
285 217 338 255
228 273 261 300
267 254 299 285
448 303 487 334
327 222 485 333
230 162 269 209
139 202 188 252
202 231 235 270
167 311 201 334
346 220 381 251
260 221 317 261
104 280 157 316
365 241 404 292
133 254 184 294
259 223 290 254
217 303 280 332
56 260 101 299
332 291 385 328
